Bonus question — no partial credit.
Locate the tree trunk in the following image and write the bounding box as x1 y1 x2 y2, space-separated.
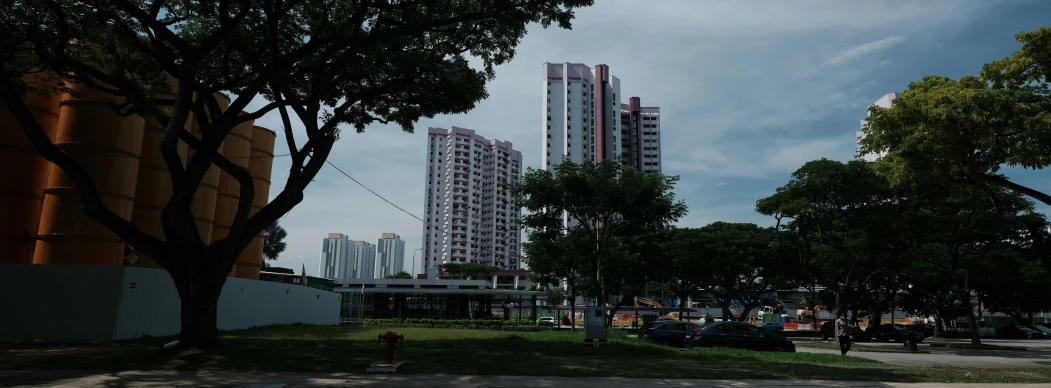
569 284 576 332
175 273 224 348
966 310 982 345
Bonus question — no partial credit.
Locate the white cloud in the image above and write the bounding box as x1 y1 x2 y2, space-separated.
823 36 907 67
250 0 1008 275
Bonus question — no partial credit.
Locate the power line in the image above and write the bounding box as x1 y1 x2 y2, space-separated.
323 159 518 267
55 153 294 160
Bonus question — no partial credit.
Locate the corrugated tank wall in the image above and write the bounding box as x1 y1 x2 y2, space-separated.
185 93 229 243
129 73 193 269
34 83 146 265
0 74 61 263
213 112 254 277
234 125 276 280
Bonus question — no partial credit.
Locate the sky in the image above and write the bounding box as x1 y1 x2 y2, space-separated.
243 0 1051 276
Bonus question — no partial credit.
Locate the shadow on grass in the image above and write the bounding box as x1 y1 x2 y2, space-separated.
2 325 1050 384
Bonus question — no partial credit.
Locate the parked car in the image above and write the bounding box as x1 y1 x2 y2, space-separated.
1024 325 1051 339
820 320 862 340
536 317 556 326
640 320 704 347
871 324 925 343
756 322 784 331
906 324 936 338
997 325 1043 339
685 321 795 352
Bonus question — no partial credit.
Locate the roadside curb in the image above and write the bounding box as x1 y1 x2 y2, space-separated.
928 343 1027 351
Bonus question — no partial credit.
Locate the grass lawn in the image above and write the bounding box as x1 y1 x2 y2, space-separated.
793 341 928 354
1 325 1049 383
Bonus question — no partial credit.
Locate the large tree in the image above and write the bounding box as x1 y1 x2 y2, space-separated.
693 222 786 322
859 29 1051 270
756 159 920 318
0 0 593 347
510 159 687 325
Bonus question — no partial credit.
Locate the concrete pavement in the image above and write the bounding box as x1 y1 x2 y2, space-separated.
793 338 1051 368
2 370 1050 388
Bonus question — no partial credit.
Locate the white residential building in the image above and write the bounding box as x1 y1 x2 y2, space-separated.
857 92 898 162
319 233 351 280
421 126 523 271
376 233 406 278
542 62 662 173
318 233 376 280
349 240 376 280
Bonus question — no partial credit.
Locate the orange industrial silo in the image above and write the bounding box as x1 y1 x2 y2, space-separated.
129 73 193 269
0 74 61 263
34 82 146 265
186 93 230 244
212 112 254 277
234 125 276 280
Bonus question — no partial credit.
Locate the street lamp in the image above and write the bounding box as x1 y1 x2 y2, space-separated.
410 248 423 279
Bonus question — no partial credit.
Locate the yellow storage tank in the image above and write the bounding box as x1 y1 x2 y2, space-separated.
129 73 193 269
213 112 254 276
0 74 61 263
234 125 276 279
186 93 229 244
34 83 146 265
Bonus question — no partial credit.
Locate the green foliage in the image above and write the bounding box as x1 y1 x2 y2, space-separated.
685 222 787 321
362 318 549 332
386 271 413 280
981 26 1051 88
438 263 499 280
860 75 1051 197
263 221 287 261
510 158 687 311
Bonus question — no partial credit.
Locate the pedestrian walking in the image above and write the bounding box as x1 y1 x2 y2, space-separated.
835 313 852 355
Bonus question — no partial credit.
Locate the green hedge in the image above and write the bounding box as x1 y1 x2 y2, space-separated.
362 318 553 332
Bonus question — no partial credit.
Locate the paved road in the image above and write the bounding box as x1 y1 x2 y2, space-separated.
2 370 1049 388
793 338 1051 368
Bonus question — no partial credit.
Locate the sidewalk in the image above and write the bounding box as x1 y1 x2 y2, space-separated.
3 370 1050 388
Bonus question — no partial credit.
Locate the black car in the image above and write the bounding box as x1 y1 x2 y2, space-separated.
820 320 862 340
872 324 924 343
1024 325 1051 339
640 320 703 347
998 325 1043 339
906 324 936 338
685 321 796 352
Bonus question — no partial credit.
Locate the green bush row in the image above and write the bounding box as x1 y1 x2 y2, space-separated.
363 318 540 327
362 320 553 332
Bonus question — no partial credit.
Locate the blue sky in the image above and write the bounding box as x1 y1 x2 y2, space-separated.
245 0 1051 275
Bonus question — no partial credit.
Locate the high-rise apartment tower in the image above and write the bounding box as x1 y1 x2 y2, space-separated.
318 233 376 280
421 126 523 271
542 62 662 173
376 233 406 278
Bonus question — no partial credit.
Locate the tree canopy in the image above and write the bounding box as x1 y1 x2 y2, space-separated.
262 221 287 262
511 159 687 325
0 0 593 347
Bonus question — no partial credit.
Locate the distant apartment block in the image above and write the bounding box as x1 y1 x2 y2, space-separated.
421 126 523 271
857 92 898 162
318 233 376 280
319 233 349 279
376 233 406 278
542 62 662 173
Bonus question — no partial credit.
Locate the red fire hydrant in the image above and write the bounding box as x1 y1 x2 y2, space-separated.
377 330 404 364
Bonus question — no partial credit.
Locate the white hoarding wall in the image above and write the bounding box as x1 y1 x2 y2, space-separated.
0 265 339 342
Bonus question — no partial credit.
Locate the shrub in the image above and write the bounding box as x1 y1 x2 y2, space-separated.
361 318 550 332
